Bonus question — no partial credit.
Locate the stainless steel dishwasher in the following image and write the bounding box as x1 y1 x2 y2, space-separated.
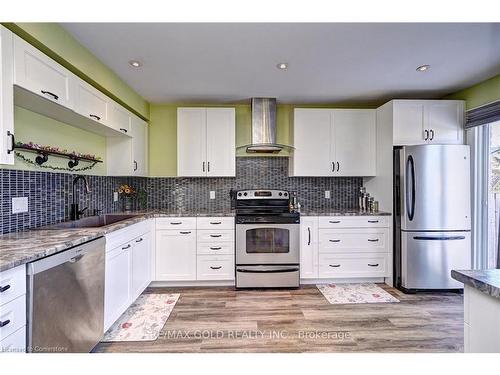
27 237 105 353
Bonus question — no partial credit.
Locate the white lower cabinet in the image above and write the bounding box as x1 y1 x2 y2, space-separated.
300 217 319 279
197 255 234 281
104 245 131 331
130 232 152 301
0 265 26 353
104 220 152 332
156 229 197 281
154 217 235 283
300 216 391 281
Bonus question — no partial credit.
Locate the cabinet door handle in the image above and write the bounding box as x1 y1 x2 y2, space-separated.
329 239 341 243
207 161 210 172
329 264 341 268
331 162 335 172
430 129 435 140
424 129 429 140
368 263 379 267
210 222 222 225
329 220 341 224
41 90 59 101
180 231 191 234
0 319 11 328
210 247 222 250
307 227 311 246
210 266 222 270
0 284 11 293
367 220 379 223
122 244 131 250
170 222 182 225
134 160 138 171
136 238 143 243
89 114 101 121
119 128 128 133
210 234 222 238
368 239 379 242
202 161 205 172
6 131 15 154
336 162 340 172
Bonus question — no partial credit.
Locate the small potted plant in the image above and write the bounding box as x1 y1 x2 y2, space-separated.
118 184 136 212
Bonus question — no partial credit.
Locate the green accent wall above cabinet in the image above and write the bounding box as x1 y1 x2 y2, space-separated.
446 74 500 110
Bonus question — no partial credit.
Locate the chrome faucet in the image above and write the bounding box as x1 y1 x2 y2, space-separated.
70 175 91 220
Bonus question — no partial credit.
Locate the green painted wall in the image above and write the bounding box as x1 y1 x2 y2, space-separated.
3 23 149 120
5 107 107 175
445 74 500 110
149 103 377 177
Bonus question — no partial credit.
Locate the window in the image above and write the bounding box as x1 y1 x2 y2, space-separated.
487 121 500 268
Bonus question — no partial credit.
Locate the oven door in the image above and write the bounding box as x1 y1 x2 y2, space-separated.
236 223 299 265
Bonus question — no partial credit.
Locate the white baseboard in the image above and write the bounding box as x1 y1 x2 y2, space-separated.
300 277 386 284
150 280 235 287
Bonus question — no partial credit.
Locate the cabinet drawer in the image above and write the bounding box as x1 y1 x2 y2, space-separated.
318 253 388 278
0 325 26 353
197 217 234 230
319 216 389 228
156 217 196 230
197 230 234 243
197 242 234 255
319 228 388 253
0 295 26 341
0 265 26 306
197 255 234 280
105 220 150 251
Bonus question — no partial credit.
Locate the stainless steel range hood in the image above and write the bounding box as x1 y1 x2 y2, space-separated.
243 98 293 154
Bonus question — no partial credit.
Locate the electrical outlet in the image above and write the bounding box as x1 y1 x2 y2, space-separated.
210 191 216 200
324 190 331 199
113 192 118 202
12 197 28 214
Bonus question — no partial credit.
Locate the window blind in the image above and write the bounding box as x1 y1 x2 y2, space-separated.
466 100 500 128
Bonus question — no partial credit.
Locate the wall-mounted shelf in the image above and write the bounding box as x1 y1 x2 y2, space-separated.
14 142 102 167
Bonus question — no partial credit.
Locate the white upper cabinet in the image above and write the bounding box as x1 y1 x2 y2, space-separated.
0 26 14 165
74 79 109 125
292 109 332 176
178 108 207 176
177 107 235 177
206 108 235 177
392 100 464 145
106 99 131 135
332 109 376 176
131 115 148 176
13 34 75 109
291 108 376 177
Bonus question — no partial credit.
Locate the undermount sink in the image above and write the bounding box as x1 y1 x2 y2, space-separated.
43 214 141 229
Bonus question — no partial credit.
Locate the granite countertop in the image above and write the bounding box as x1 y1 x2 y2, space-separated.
0 210 234 272
451 269 500 300
300 209 391 216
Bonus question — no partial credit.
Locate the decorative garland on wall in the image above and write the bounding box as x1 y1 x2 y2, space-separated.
14 141 103 172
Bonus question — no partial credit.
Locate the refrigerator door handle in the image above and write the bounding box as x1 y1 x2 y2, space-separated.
406 155 416 221
413 235 466 241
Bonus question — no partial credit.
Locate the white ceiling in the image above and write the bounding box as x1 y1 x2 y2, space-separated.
61 23 500 104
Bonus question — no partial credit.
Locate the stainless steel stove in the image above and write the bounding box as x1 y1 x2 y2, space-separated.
232 189 300 288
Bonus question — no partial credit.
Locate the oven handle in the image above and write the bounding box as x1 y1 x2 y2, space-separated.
236 267 299 274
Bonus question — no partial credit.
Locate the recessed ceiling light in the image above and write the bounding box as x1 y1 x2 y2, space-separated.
129 60 142 68
416 64 430 72
277 62 288 70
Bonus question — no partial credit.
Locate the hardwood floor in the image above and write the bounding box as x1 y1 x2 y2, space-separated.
94 284 464 353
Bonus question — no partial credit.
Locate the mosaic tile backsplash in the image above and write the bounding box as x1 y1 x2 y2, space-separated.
0 157 362 234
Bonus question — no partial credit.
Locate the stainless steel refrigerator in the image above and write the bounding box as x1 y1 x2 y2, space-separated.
394 144 472 291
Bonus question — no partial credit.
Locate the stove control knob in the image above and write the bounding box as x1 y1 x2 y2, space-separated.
284 192 288 197
278 192 282 196
238 192 242 197
243 192 248 196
